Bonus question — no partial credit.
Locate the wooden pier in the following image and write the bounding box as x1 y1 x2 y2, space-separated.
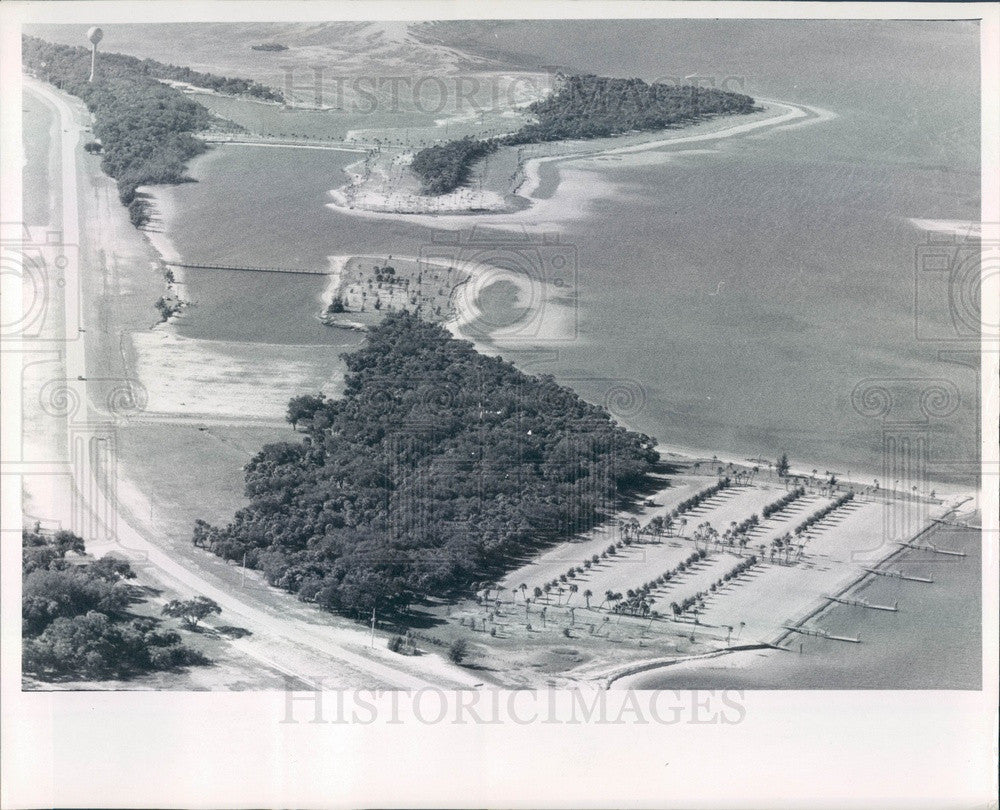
897 541 967 557
825 595 898 612
164 261 329 276
783 625 861 644
863 567 933 583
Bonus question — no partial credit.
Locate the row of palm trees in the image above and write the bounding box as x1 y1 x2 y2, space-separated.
792 491 855 537
674 476 732 517
493 477 851 623
761 485 807 519
670 554 760 617
608 547 711 618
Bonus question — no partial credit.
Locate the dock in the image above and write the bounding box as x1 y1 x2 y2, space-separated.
164 261 329 276
863 567 933 583
783 625 861 643
824 595 898 612
897 541 966 557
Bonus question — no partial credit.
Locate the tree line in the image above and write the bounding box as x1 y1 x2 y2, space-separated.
410 74 757 195
194 312 659 619
22 36 278 226
22 526 207 681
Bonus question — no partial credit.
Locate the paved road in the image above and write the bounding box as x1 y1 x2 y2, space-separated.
24 77 481 691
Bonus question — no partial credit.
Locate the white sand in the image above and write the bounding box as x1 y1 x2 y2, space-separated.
130 331 346 420
324 99 831 232
908 218 987 238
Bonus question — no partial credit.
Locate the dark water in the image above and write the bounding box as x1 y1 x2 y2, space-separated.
629 525 982 689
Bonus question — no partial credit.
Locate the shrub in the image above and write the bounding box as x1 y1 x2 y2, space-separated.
448 638 469 664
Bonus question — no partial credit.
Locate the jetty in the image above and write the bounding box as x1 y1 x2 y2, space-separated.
783 625 861 643
863 567 933 583
824 595 898 612
897 541 967 557
164 261 328 276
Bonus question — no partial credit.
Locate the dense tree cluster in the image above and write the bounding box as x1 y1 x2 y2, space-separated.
22 526 206 681
24 35 281 101
196 312 658 618
411 74 756 195
22 36 278 224
508 74 757 144
409 136 499 195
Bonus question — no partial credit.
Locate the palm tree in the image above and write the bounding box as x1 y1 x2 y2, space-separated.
568 584 579 604
543 583 552 603
533 586 543 602
520 583 527 602
583 589 593 609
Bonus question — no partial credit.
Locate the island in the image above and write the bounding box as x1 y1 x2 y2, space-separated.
410 74 758 196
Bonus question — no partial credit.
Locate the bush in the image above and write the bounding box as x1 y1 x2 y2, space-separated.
23 611 207 680
128 198 150 227
448 638 469 664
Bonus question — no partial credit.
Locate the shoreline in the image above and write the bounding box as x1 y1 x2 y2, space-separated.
323 98 833 228
136 179 966 502
135 102 972 604
135 184 191 323
606 502 979 689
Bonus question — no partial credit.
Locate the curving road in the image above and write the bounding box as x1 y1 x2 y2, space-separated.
23 76 483 691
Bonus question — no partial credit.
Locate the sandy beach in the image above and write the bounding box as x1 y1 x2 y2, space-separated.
324 99 834 229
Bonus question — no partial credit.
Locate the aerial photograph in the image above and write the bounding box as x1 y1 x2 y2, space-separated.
14 17 984 692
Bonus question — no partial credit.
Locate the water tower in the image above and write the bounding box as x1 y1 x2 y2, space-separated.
86 27 103 82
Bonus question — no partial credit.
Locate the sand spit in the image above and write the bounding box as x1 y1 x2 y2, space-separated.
324 99 833 230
